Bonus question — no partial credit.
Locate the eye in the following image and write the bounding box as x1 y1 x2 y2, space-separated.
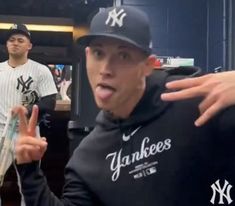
18 39 25 43
92 48 104 59
119 52 130 61
8 38 15 42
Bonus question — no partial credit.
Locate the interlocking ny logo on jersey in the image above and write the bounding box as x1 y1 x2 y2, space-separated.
17 75 33 93
210 179 233 205
105 8 127 27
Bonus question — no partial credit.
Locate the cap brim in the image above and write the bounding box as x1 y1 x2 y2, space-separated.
7 30 31 40
77 33 151 55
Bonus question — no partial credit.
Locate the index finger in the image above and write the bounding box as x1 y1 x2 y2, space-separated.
161 86 204 101
27 105 39 136
165 75 210 89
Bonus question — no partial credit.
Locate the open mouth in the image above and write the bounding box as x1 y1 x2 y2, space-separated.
97 83 116 91
96 83 116 100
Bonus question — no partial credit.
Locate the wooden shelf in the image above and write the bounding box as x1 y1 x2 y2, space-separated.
55 100 71 111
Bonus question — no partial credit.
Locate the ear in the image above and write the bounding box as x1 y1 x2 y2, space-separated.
28 42 33 51
144 55 156 76
85 47 90 57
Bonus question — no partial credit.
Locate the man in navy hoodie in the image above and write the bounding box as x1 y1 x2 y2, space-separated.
14 5 235 206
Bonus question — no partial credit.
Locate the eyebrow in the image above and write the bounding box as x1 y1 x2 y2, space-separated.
89 42 102 47
9 37 25 40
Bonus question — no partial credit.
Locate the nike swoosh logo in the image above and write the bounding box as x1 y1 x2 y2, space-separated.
122 126 142 142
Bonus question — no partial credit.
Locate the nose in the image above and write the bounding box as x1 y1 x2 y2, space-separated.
99 59 113 77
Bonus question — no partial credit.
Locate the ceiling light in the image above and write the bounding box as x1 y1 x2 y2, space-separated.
0 23 73 32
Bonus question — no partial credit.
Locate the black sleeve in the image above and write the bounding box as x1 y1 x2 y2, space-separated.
26 94 57 119
17 162 64 206
17 158 98 206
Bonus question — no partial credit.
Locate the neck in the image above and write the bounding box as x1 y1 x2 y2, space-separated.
8 55 28 68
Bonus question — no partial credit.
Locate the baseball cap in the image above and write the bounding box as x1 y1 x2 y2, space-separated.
6 23 31 40
77 6 152 54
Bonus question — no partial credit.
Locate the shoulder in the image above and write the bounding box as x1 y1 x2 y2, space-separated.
27 59 51 73
28 59 47 69
0 60 7 65
73 127 101 153
0 61 8 70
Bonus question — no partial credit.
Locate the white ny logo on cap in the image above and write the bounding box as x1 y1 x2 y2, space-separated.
11 24 18 29
105 8 127 27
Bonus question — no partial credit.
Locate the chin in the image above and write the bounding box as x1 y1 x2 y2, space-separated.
97 102 108 110
96 101 112 111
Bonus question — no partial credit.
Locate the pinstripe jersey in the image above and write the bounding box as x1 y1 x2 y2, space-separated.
0 59 57 135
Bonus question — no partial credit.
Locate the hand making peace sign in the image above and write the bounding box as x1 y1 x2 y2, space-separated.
13 105 48 164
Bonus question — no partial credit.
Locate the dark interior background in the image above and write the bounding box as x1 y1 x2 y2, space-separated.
0 0 234 71
0 0 114 64
121 0 234 71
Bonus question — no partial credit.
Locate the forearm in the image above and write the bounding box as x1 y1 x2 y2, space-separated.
26 94 56 119
17 162 64 206
17 159 97 206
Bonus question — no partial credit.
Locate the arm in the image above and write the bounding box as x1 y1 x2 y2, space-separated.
161 71 235 126
17 161 97 206
14 106 97 206
26 64 58 120
26 93 56 119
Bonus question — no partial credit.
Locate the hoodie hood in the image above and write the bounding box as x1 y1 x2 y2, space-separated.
96 66 201 130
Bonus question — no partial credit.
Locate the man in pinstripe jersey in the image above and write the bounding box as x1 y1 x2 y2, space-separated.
0 23 57 205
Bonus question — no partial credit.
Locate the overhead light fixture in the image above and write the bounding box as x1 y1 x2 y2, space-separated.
0 23 73 32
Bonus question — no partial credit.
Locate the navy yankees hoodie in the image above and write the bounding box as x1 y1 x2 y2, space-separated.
17 67 235 206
